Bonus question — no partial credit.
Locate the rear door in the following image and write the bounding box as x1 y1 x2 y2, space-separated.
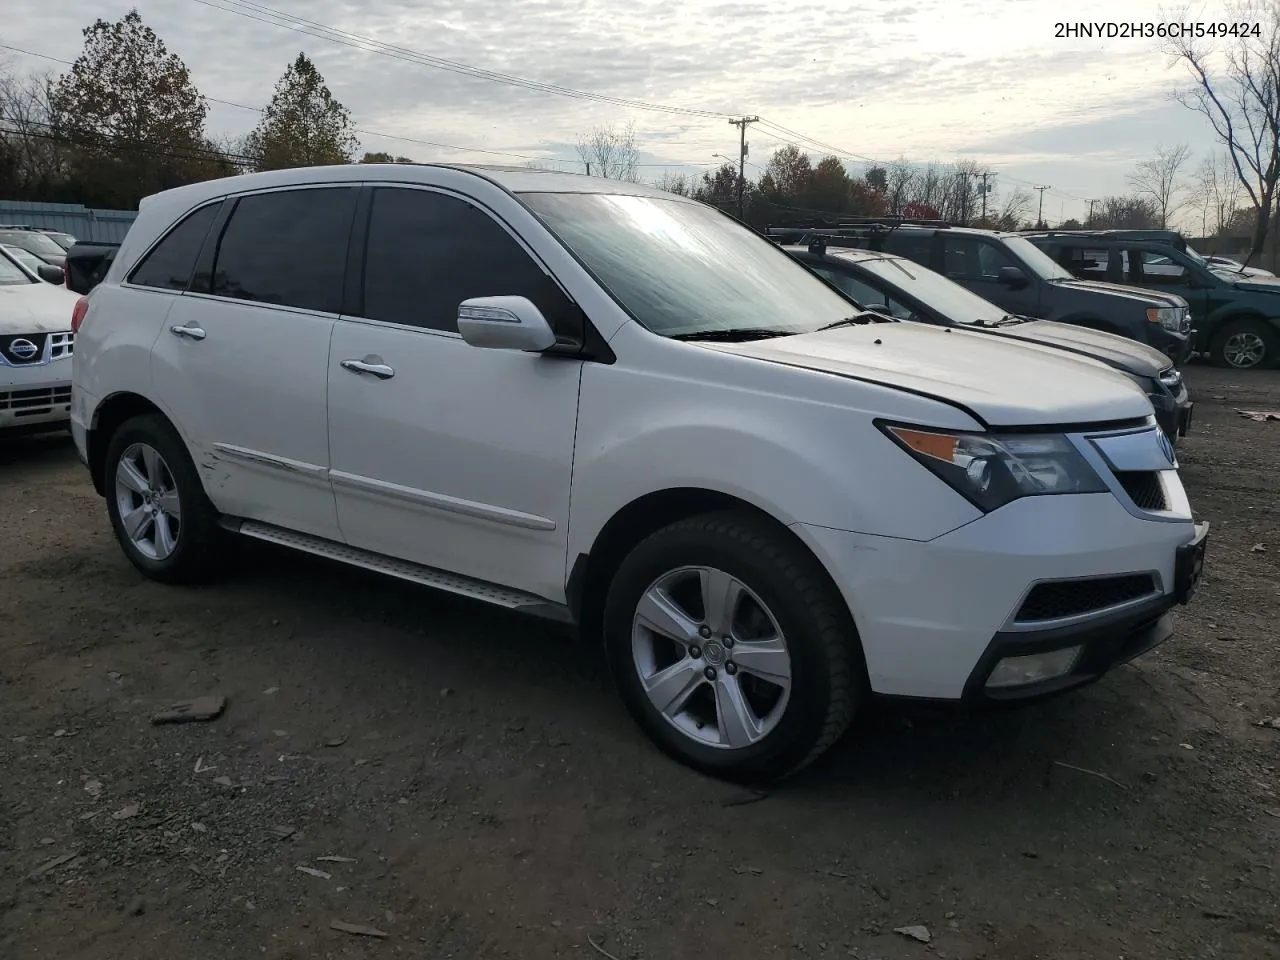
151 185 357 540
326 185 583 600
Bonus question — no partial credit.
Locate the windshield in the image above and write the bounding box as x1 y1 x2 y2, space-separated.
519 192 858 337
0 231 65 258
853 255 1008 325
2 245 42 272
0 250 37 285
1004 235 1073 281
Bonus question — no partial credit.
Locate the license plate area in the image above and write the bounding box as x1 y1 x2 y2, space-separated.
1174 523 1209 605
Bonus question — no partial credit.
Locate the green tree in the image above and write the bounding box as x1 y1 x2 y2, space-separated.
247 53 358 171
49 9 225 207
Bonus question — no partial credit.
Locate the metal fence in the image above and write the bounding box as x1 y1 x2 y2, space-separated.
0 200 137 243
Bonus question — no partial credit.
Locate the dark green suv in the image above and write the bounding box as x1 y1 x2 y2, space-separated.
1025 232 1280 369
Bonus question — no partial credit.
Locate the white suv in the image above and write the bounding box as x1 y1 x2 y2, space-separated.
70 165 1208 780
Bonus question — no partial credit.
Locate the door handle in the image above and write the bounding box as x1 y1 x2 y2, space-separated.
170 324 206 341
341 358 395 380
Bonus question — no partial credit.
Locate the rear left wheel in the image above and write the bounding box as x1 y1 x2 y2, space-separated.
104 414 229 583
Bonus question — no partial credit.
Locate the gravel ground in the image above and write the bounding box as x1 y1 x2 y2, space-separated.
1 364 1278 960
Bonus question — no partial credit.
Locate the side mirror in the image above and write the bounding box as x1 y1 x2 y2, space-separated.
997 266 1029 289
37 263 64 285
457 296 558 352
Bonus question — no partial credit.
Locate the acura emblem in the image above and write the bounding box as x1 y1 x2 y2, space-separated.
9 338 38 360
1157 429 1176 467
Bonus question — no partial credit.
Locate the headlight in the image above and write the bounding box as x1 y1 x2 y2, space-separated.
1158 367 1182 389
882 425 1107 512
1146 307 1183 332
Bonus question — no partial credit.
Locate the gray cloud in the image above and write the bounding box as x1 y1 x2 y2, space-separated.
2 0 1219 219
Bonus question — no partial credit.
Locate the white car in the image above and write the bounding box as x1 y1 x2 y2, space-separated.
0 248 78 435
69 165 1208 780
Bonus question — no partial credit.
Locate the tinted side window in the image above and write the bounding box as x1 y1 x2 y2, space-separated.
129 203 220 291
881 232 933 266
1135 249 1188 284
361 187 578 335
943 236 1015 279
211 188 355 313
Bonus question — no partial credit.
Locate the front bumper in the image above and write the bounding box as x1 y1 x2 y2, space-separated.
1 355 72 433
795 494 1203 701
1149 387 1193 441
1150 327 1193 365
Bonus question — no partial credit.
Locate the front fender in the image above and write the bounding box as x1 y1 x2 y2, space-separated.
566 357 984 563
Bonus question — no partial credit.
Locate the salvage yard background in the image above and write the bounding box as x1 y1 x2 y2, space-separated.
1 365 1277 960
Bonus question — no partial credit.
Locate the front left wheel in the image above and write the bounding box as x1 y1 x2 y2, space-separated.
603 511 863 782
104 413 229 584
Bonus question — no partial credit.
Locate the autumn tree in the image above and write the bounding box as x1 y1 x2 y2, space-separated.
695 162 739 209
49 9 226 207
1128 143 1190 228
654 170 695 196
246 53 358 171
1168 0 1280 264
1189 151 1244 235
575 121 641 181
1085 195 1162 230
361 151 413 163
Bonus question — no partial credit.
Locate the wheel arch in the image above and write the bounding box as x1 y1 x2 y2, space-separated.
566 487 855 643
86 392 171 496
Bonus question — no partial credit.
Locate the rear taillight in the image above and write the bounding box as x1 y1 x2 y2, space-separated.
71 296 89 333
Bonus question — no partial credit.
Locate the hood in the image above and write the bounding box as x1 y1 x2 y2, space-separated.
1052 277 1188 308
701 323 1152 428
979 319 1171 377
0 280 80 333
1230 276 1280 294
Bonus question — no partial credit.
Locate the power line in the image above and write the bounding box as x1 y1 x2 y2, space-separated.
0 41 712 170
187 0 732 120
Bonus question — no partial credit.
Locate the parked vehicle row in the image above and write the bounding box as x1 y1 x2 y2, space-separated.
1022 230 1280 370
766 220 1195 365
779 237 1193 442
51 164 1209 781
0 246 78 436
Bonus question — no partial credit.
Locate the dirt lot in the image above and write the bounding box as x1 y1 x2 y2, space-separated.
1 365 1278 960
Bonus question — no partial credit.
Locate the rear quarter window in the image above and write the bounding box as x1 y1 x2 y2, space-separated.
129 203 221 291
880 232 934 267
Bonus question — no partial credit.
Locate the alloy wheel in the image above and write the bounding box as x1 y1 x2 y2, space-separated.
631 565 792 749
114 442 182 560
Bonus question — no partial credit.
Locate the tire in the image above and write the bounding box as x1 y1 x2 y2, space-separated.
1209 318 1278 369
603 510 862 782
104 413 229 584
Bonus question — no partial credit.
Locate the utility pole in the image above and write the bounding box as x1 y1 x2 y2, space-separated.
978 171 994 222
584 161 591 176
728 116 759 220
1034 185 1051 228
1087 198 1097 223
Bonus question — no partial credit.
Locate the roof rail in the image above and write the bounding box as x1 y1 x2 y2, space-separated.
835 216 952 229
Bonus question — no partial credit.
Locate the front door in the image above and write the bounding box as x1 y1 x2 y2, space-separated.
327 185 583 601
940 234 1041 316
151 186 357 540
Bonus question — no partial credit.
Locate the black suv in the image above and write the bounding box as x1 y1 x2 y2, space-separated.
781 239 1193 441
766 221 1194 363
1023 230 1280 369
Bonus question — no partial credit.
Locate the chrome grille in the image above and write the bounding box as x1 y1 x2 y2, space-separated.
0 333 48 365
49 332 74 359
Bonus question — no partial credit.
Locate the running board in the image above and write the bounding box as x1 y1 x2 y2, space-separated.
221 518 574 624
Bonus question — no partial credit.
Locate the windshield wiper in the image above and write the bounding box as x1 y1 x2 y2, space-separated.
814 312 892 333
671 328 796 342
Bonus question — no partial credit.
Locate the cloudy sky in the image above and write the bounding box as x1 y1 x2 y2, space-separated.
1 0 1233 224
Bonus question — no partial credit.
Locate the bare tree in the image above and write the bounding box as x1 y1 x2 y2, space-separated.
994 187 1032 231
1128 143 1191 227
1189 151 1244 236
1168 0 1280 264
654 170 694 196
883 158 916 215
0 69 67 189
576 120 640 181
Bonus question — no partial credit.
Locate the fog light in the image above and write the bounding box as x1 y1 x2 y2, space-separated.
986 646 1082 689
